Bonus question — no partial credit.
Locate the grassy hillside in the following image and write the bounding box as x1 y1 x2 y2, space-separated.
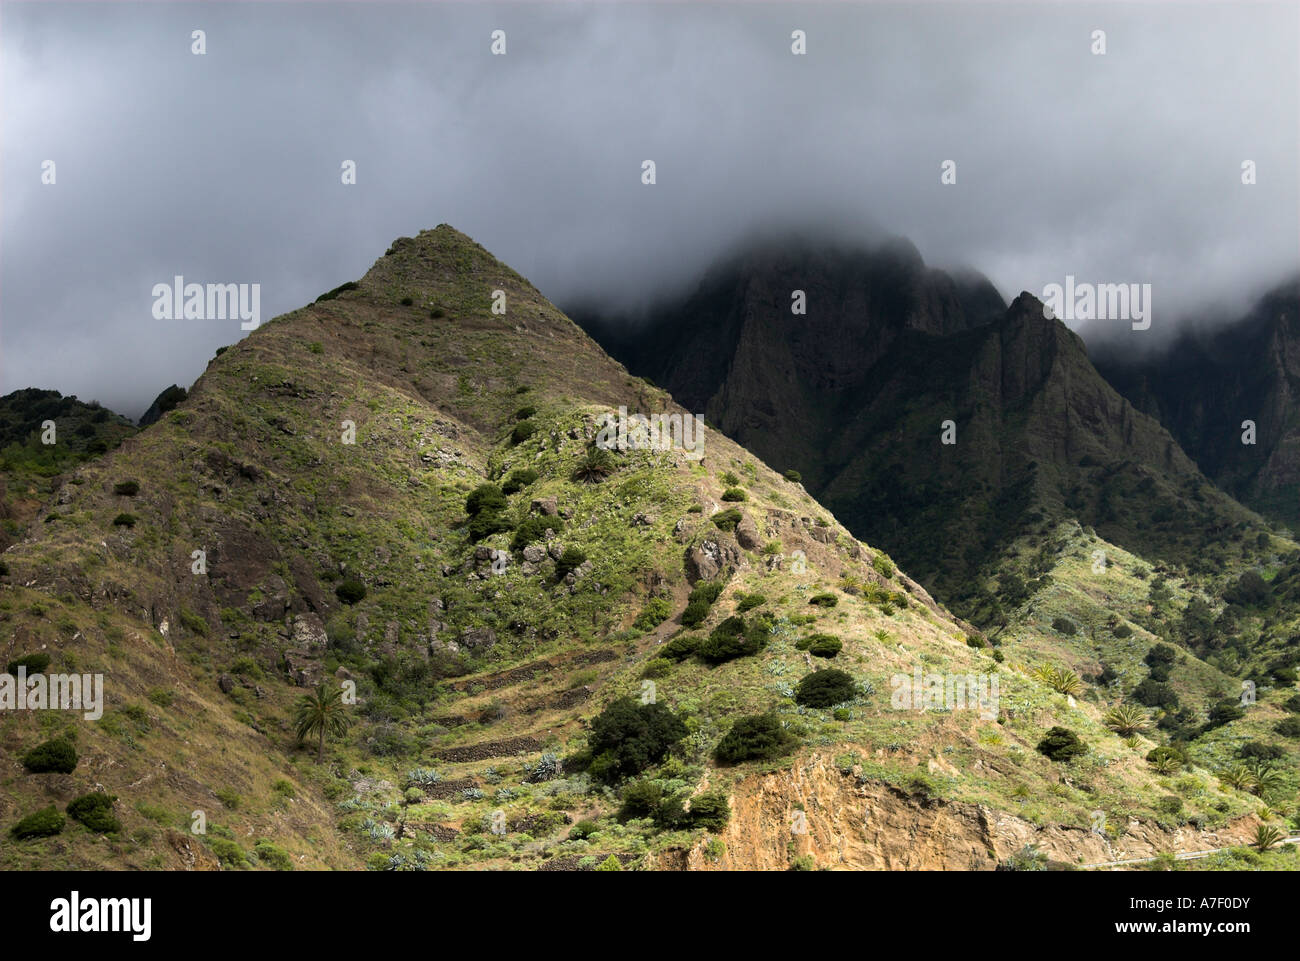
1 228 1294 871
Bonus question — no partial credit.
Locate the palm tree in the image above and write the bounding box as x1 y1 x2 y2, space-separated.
1253 823 1283 853
1219 763 1256 792
294 682 351 762
573 446 616 484
1103 704 1149 736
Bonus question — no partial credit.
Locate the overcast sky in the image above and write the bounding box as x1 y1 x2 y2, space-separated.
3 1 1297 418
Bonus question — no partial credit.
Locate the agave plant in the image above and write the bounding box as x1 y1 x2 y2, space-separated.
1248 761 1284 796
1253 823 1284 852
1032 664 1084 697
1219 763 1256 792
572 446 616 484
1103 704 1149 736
1150 754 1178 775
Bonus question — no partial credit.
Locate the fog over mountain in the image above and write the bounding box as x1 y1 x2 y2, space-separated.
2 1 1296 417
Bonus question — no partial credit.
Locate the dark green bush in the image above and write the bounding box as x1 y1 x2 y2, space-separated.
1132 678 1179 710
511 421 537 445
711 508 743 532
1036 726 1086 762
466 484 507 517
1051 617 1077 636
721 488 747 502
794 669 856 708
804 634 842 658
714 712 797 764
687 790 730 831
659 635 698 662
1283 694 1300 713
617 780 665 823
511 515 563 552
467 511 512 542
735 593 766 613
6 652 51 675
67 792 120 833
569 819 599 841
556 547 587 578
783 469 802 483
808 593 839 608
315 281 359 302
334 579 367 605
113 480 139 496
500 469 539 495
696 616 767 665
400 296 414 306
514 406 537 421
112 513 137 528
22 738 78 774
9 805 64 840
1268 717 1300 738
587 697 687 783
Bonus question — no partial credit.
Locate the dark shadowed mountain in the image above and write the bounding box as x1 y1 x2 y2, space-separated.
574 240 1271 614
1093 278 1300 528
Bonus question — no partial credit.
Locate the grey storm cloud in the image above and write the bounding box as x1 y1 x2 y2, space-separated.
2 1 1296 418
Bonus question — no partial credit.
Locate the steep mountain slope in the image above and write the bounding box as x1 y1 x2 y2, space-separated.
576 243 1273 616
0 389 135 553
0 228 1289 871
1094 279 1300 527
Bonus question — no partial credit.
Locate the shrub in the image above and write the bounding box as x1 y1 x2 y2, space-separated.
514 406 537 420
500 469 539 495
569 820 598 841
633 597 673 632
466 484 508 517
1283 694 1300 713
335 579 367 605
468 511 511 542
720 472 740 486
688 790 730 831
805 634 842 658
510 421 537 445
5 652 51 675
1204 698 1243 726
112 513 137 528
1036 726 1086 762
67 792 120 833
255 839 294 870
595 855 622 871
1051 617 1077 636
178 608 208 636
794 669 856 708
808 593 838 608
721 488 748 502
641 658 673 679
208 838 249 868
617 780 665 822
1144 643 1178 668
400 296 413 306
1113 624 1133 638
9 805 64 840
1132 678 1179 710
512 515 563 552
315 281 359 302
872 554 895 578
1146 745 1187 772
556 547 587 578
714 712 798 764
22 738 78 774
680 581 722 627
696 616 768 665
735 593 766 613
711 508 743 532
1276 717 1300 738
783 469 802 483
587 697 687 783
113 480 139 496
659 635 698 662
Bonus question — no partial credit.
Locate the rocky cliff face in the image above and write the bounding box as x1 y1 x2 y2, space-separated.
579 243 1259 608
1094 279 1300 526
